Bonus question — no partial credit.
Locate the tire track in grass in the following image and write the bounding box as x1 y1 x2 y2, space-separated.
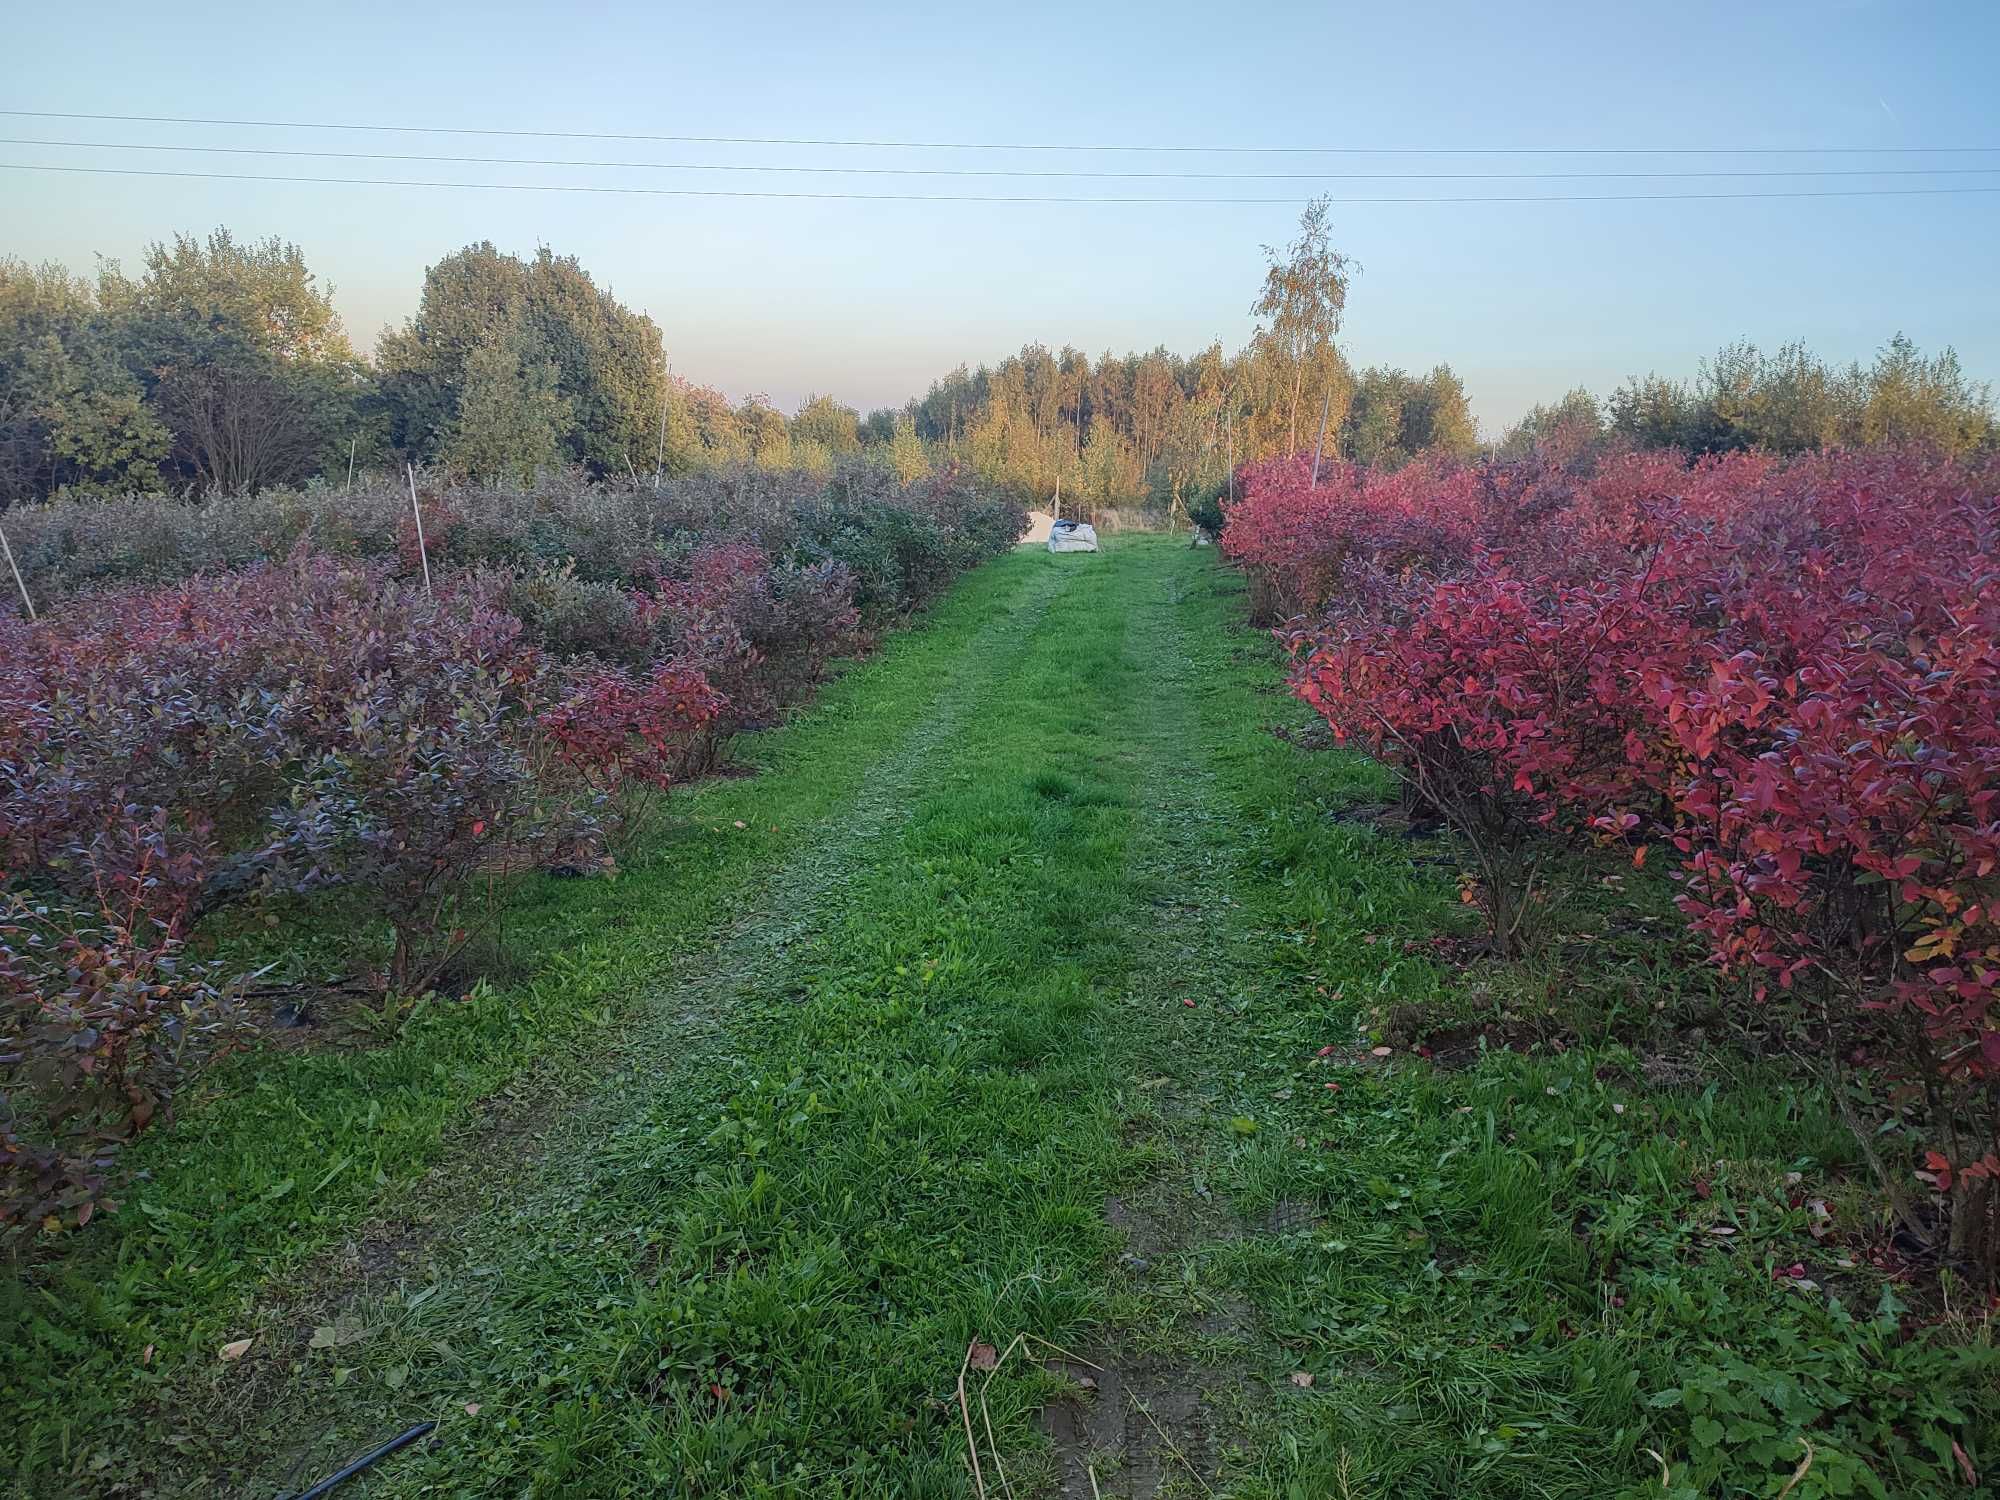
200 542 1164 1497
1038 546 1292 1499
133 552 1079 1496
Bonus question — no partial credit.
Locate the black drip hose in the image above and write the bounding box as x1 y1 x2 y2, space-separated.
280 1421 437 1500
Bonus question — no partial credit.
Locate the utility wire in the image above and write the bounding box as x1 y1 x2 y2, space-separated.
9 137 2000 181
8 161 2000 205
3 108 1997 157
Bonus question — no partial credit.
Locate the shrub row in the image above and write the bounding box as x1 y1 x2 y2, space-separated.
1 465 1025 1237
0 459 1024 622
1223 446 2000 1279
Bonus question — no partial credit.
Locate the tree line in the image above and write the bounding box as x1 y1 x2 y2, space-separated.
1499 335 1994 461
2 203 1991 510
893 198 1476 519
0 231 874 504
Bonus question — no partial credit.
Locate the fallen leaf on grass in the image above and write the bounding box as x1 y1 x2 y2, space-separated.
463 1403 482 1417
1370 1046 1393 1058
309 1319 372 1350
141 1345 154 1366
1953 1440 1978 1485
1706 1225 1737 1237
218 1338 254 1362
968 1340 1000 1372
1182 999 1197 1008
1288 1371 1314 1388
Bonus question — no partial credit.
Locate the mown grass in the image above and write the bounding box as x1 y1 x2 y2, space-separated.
199 539 1176 1496
1119 553 2000 1500
0 548 1067 1494
6 538 1995 1499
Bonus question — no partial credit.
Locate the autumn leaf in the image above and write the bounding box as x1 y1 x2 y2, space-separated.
218 1337 254 1362
967 1339 1000 1372
1952 1440 1978 1486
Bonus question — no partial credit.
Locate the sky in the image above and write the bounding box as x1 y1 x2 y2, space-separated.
2 0 1996 438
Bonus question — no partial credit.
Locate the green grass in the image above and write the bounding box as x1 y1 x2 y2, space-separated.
1091 553 1999 1500
1 547 1072 1492
4 538 1994 1499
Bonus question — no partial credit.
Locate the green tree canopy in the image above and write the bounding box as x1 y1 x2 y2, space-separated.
96 229 360 494
377 242 665 476
0 259 168 501
792 394 862 455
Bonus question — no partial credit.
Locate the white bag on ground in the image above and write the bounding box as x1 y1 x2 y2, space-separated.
1047 519 1099 553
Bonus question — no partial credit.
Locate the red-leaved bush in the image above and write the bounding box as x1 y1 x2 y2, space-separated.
2 891 254 1235
535 663 725 841
2 470 1021 1241
1242 446 2000 1275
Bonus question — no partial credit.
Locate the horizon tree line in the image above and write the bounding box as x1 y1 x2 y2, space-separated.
1 205 1991 512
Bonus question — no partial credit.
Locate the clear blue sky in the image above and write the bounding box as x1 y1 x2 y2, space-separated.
3 0 1996 435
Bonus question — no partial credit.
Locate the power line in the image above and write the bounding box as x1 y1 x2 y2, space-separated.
9 160 2000 205
10 137 2000 182
3 108 1997 157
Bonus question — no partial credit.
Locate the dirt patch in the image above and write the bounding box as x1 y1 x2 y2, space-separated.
1261 1197 1322 1236
1040 1350 1245 1500
1326 800 1446 839
1267 717 1335 752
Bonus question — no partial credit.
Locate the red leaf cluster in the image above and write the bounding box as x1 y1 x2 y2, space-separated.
539 664 725 792
1233 446 2000 1230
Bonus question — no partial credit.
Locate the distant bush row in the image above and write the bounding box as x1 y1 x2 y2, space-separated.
0 465 1024 1238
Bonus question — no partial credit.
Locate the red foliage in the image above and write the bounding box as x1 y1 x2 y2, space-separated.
2 891 253 1234
538 663 725 794
1255 446 2000 1260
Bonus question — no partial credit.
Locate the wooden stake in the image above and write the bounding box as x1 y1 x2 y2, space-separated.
405 464 433 595
0 520 35 621
655 367 669 490
345 435 358 494
1310 381 1333 487
1053 472 1061 521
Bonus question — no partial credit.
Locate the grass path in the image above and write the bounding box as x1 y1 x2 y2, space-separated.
10 538 1995 1498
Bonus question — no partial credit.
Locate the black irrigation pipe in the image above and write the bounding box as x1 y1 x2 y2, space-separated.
278 1421 436 1500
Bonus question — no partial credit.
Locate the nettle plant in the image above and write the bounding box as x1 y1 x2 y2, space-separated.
1265 446 2000 1278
